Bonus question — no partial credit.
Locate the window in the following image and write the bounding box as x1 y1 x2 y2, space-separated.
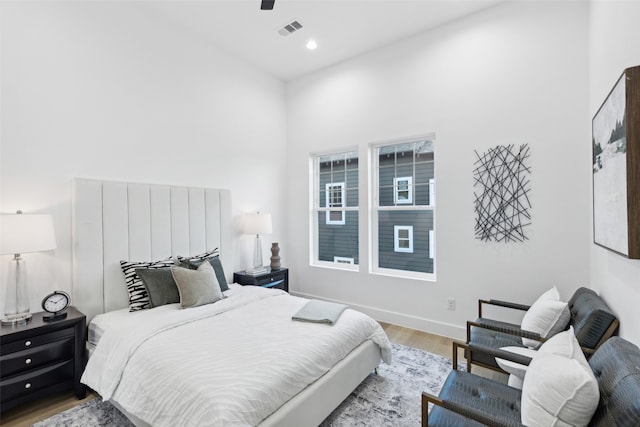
311 150 359 268
325 183 345 224
394 177 413 204
372 136 435 279
394 226 413 253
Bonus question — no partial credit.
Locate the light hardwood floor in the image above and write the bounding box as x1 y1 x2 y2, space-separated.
0 323 504 426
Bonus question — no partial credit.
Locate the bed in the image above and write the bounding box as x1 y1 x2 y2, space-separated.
72 178 391 427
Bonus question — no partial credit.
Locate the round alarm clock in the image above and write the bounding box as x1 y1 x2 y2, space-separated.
42 290 70 322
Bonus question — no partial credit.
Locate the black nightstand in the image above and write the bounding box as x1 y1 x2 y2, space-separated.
234 268 289 292
0 306 87 413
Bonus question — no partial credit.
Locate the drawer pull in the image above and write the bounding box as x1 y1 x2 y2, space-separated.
25 358 32 365
25 383 32 389
25 340 32 347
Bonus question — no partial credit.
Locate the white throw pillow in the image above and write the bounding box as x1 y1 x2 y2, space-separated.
536 286 561 302
521 332 599 427
537 326 581 359
521 298 570 348
495 346 537 389
495 328 580 390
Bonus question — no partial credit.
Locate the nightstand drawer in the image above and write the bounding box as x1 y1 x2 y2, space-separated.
234 268 289 292
1 337 74 378
255 274 286 288
1 327 75 356
1 360 73 402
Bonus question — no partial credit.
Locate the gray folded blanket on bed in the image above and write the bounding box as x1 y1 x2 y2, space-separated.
292 299 348 325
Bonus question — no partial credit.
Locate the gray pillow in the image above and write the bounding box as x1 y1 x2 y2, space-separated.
135 267 180 308
181 256 229 292
171 262 223 308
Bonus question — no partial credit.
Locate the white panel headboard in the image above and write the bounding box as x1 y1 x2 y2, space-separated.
72 178 233 322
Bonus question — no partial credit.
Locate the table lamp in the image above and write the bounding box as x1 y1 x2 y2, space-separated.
242 212 272 273
1 211 57 325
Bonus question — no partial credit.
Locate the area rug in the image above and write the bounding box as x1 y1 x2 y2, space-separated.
33 343 463 427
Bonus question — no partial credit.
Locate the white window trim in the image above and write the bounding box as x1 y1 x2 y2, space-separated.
310 148 360 272
394 177 413 205
394 225 413 253
369 134 436 281
429 229 435 259
428 178 435 207
333 256 355 264
325 182 345 225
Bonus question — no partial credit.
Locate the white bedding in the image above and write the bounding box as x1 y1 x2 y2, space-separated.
81 284 391 427
88 307 133 346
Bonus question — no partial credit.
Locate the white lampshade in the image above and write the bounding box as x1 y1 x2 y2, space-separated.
1 213 57 255
242 212 272 235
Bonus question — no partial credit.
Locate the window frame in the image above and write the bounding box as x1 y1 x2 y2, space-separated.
393 177 413 205
325 182 346 225
310 148 360 272
394 225 414 253
370 135 436 281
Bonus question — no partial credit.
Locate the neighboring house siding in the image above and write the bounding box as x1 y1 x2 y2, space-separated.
318 157 359 264
318 211 359 264
378 210 433 273
379 161 434 206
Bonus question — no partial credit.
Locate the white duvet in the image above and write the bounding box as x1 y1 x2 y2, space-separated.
81 285 391 427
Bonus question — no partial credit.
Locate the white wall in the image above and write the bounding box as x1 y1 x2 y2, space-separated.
286 1 590 338
589 1 640 345
0 2 288 313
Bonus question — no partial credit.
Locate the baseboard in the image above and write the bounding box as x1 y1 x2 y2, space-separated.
291 291 466 340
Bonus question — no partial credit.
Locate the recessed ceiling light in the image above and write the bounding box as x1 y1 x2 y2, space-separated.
306 40 318 50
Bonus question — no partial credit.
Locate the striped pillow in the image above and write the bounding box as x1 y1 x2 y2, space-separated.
177 248 219 263
120 258 176 311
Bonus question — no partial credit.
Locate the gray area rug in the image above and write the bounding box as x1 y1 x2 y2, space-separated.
34 343 463 426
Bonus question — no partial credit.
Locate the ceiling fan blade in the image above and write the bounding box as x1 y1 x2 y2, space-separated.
261 0 275 10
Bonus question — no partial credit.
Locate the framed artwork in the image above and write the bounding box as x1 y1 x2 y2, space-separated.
592 65 640 259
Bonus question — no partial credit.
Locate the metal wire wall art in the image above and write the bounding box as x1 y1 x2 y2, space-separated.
473 144 532 242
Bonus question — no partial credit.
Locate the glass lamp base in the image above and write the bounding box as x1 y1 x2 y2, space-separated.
1 312 32 326
3 256 32 326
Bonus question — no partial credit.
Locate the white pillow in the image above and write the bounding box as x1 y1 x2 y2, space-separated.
521 332 599 427
537 326 581 359
495 346 537 389
521 298 570 348
536 286 561 302
495 328 579 390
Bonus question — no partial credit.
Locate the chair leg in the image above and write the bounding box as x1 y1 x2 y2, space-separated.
421 392 429 427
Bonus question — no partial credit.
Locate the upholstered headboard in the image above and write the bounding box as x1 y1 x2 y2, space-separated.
72 178 232 322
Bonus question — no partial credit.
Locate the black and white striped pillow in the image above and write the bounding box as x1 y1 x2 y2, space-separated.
177 248 219 263
120 258 176 311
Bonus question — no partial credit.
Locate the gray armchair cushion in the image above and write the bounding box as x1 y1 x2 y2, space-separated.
588 337 640 426
568 288 617 350
469 319 526 369
434 370 523 426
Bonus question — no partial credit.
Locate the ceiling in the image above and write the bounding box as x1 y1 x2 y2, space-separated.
140 0 503 81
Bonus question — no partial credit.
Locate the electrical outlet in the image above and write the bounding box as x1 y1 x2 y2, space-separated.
447 298 456 311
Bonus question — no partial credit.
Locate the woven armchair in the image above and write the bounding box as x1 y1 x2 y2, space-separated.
453 287 619 373
424 336 640 427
